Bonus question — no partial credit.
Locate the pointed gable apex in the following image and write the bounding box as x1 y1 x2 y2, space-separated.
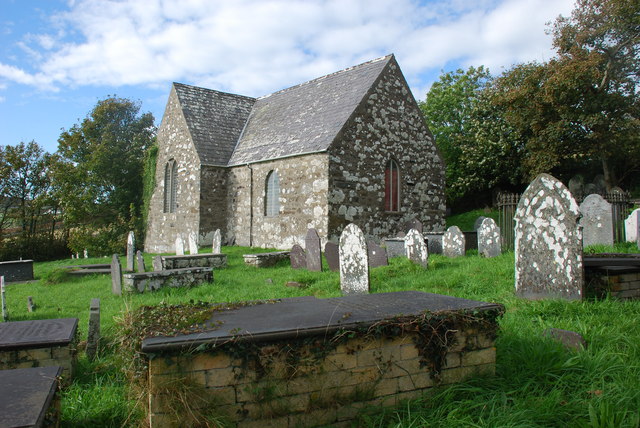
227 55 393 165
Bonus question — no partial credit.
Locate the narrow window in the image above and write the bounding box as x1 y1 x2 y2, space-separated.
163 159 178 213
385 160 400 212
265 170 280 216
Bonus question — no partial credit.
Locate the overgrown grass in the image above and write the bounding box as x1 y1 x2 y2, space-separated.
446 208 499 230
2 244 639 427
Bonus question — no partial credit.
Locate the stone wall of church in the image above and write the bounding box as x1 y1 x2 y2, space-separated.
145 87 202 253
198 166 228 246
227 154 329 249
327 59 446 242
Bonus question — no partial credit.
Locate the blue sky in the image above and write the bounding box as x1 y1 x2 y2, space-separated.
1 0 575 153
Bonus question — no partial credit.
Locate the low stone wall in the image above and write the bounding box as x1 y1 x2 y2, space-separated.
0 345 76 379
153 254 227 271
123 267 213 293
586 267 640 300
243 251 290 267
0 260 34 282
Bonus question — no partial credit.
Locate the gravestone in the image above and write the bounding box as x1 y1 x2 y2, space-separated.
152 256 163 272
305 228 322 272
136 250 146 273
212 229 222 254
443 226 465 258
188 231 198 255
339 224 369 295
290 244 307 270
579 194 613 247
175 235 184 256
593 175 606 194
424 233 443 254
403 218 423 234
568 175 584 201
367 240 388 268
543 328 587 352
324 242 339 272
583 183 597 196
514 173 583 300
86 298 100 361
83 249 88 259
1 277 7 321
110 254 122 296
478 218 501 258
405 229 428 268
384 238 405 258
473 216 488 231
27 297 34 313
624 209 639 243
126 231 135 271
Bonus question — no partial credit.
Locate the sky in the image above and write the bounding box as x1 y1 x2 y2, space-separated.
1 0 576 154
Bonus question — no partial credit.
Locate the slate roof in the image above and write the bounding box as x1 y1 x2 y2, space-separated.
173 83 255 166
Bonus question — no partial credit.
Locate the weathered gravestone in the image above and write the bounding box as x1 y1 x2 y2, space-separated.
305 228 322 272
543 328 587 352
136 250 146 273
478 218 501 258
568 175 584 201
339 224 369 295
405 229 428 268
175 235 184 256
384 238 405 258
593 174 606 195
514 173 583 300
473 216 488 231
290 244 307 270
324 242 339 272
86 298 100 361
110 254 122 296
443 226 465 258
212 229 222 254
188 231 198 255
83 249 88 259
579 194 613 247
403 218 423 234
424 232 443 254
367 240 388 268
126 231 135 271
625 209 639 243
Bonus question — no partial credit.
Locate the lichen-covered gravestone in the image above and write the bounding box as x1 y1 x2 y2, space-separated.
405 229 428 268
175 235 184 256
478 218 501 258
305 228 322 272
212 229 222 254
324 242 339 272
290 244 306 270
136 250 146 273
473 216 488 231
339 224 369 295
188 231 198 255
514 173 583 300
110 254 122 296
126 231 135 271
625 209 639 243
367 240 388 268
579 194 613 247
443 226 465 258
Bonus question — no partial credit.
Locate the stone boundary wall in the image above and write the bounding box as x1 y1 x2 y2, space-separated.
586 269 640 300
147 324 498 427
153 254 227 270
0 344 76 380
0 260 34 282
123 267 213 293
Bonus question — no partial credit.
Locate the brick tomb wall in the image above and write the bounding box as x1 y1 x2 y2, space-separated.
0 345 76 379
586 269 640 300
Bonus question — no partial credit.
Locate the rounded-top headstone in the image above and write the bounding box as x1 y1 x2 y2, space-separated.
473 216 488 231
625 209 640 243
568 175 584 201
339 224 369 295
443 226 465 258
478 218 501 258
579 194 613 247
404 229 428 268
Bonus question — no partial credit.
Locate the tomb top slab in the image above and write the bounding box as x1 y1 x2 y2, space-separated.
0 366 61 428
0 318 78 350
141 291 503 353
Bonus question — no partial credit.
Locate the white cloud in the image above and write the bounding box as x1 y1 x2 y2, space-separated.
0 0 576 97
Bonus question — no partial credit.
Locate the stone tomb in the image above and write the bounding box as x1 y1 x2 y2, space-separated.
153 254 227 271
243 251 291 267
0 260 34 282
0 366 62 428
579 194 613 247
339 223 369 295
142 291 503 428
0 318 78 378
584 254 640 300
123 267 213 293
514 173 583 300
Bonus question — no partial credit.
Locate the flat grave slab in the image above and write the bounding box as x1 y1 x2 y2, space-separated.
0 366 61 428
142 291 502 352
0 318 78 350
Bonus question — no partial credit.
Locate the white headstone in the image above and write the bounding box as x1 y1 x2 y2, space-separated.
175 235 184 256
339 224 369 295
443 226 465 258
579 194 613 247
212 229 222 254
83 249 88 259
625 209 640 243
188 231 198 255
126 231 135 271
405 228 428 268
478 218 501 258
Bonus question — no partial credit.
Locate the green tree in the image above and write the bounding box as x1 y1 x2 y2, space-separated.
53 97 156 254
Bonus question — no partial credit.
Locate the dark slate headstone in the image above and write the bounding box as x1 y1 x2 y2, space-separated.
110 254 122 296
383 238 405 258
514 173 583 300
305 228 322 272
624 209 639 243
0 366 61 428
367 240 388 268
403 218 423 234
290 244 307 270
473 216 488 231
126 231 135 272
405 229 428 268
579 194 613 247
0 318 78 349
86 298 100 361
568 175 584 201
339 224 369 295
543 328 587 351
324 242 339 272
443 226 465 258
478 218 501 258
135 250 146 273
424 233 443 254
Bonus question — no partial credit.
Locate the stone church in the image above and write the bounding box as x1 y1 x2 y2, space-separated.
144 54 445 252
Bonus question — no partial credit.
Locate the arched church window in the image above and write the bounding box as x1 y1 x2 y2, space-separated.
265 170 280 217
163 159 178 213
385 159 401 212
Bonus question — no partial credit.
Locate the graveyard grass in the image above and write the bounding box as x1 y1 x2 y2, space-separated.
2 243 639 427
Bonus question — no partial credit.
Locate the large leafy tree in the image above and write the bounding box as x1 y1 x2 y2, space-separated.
53 97 155 252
